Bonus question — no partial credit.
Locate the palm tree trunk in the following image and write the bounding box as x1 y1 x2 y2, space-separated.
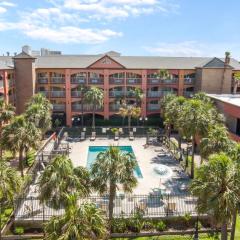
128 115 131 132
19 146 24 178
109 182 116 223
92 106 95 130
81 97 84 128
233 82 238 94
221 221 228 240
178 135 182 150
230 209 238 240
0 123 2 159
191 137 195 179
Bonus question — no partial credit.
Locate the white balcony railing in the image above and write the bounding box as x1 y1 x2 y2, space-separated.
126 78 142 84
51 91 66 98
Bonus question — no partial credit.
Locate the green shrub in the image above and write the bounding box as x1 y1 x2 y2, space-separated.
128 210 144 233
14 227 24 235
4 208 12 217
155 220 166 232
111 218 127 233
26 150 35 167
143 220 154 230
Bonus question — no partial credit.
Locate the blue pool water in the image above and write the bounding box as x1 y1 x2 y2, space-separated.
87 146 143 178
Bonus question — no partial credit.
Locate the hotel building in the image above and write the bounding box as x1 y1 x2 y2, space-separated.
0 49 240 127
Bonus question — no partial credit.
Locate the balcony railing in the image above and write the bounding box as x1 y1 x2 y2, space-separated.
109 104 121 112
51 91 66 98
88 78 104 85
71 77 86 84
147 78 178 84
52 104 65 111
72 104 103 112
38 77 48 84
71 91 83 97
162 91 176 96
184 91 194 98
147 104 160 111
147 91 162 98
126 91 136 97
162 78 178 84
109 78 124 85
126 78 142 84
109 91 125 97
39 91 49 97
51 77 65 84
184 78 195 84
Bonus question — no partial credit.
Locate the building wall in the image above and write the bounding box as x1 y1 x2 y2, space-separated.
198 68 232 94
13 58 36 114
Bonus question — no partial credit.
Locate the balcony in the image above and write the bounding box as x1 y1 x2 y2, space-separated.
51 91 66 98
71 77 86 84
147 78 178 84
109 78 124 85
72 104 103 112
184 78 195 84
126 78 142 85
109 104 121 112
183 91 194 98
148 78 162 85
162 78 178 84
109 91 125 98
147 104 160 111
71 91 82 98
147 91 162 98
51 77 65 84
88 78 104 85
52 104 65 111
38 91 49 97
38 77 48 84
126 91 136 98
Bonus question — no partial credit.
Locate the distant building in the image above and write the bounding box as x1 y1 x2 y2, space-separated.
0 47 240 128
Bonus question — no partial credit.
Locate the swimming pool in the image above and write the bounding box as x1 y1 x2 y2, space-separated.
87 146 143 178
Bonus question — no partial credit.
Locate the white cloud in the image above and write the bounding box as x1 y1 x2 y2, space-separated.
0 6 6 13
0 1 16 7
23 25 122 44
144 41 240 58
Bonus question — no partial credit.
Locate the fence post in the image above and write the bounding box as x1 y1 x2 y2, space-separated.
193 216 199 240
166 194 169 217
0 201 2 240
43 201 45 238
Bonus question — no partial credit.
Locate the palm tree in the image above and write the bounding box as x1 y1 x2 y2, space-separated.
91 145 138 221
164 96 186 149
0 99 15 159
233 72 240 94
1 115 41 177
221 51 231 93
77 85 88 128
200 124 234 161
133 87 143 107
190 153 240 240
84 87 104 130
179 99 213 178
159 94 176 137
39 155 91 209
0 160 21 204
44 195 107 240
118 105 141 131
25 93 52 136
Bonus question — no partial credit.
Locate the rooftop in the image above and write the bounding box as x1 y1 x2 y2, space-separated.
0 53 240 70
207 94 240 108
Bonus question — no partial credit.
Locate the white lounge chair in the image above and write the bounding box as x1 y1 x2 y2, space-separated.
114 131 119 141
90 131 96 141
129 131 134 141
80 131 86 141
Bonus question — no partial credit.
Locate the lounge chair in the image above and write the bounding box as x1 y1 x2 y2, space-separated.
129 131 134 141
90 131 96 141
114 131 119 141
80 131 86 141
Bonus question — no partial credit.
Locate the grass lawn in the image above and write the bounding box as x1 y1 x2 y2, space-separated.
235 215 240 240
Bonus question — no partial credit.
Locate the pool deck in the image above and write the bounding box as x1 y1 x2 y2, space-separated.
14 137 196 224
68 137 190 195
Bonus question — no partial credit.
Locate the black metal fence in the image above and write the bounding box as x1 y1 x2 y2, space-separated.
14 194 198 222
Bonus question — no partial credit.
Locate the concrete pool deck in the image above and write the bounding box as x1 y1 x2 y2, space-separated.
68 137 190 195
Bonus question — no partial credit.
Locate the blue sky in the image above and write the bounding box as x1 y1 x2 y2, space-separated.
0 0 240 59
